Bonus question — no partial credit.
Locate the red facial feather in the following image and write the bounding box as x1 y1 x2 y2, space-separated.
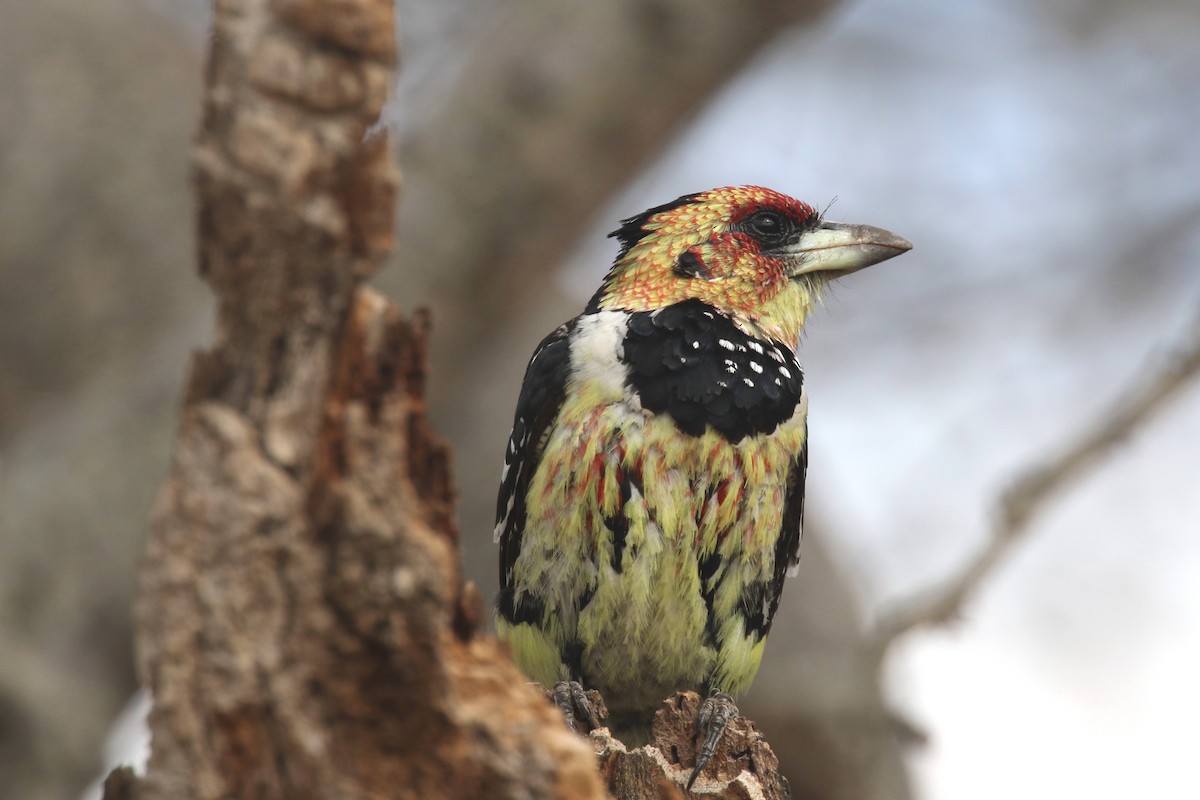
595 186 821 346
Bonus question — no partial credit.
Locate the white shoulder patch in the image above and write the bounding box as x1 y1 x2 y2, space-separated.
569 310 631 402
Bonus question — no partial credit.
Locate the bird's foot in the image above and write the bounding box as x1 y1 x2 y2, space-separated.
551 680 598 734
687 688 739 791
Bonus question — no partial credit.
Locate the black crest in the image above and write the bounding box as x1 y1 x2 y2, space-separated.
622 300 804 442
607 192 702 261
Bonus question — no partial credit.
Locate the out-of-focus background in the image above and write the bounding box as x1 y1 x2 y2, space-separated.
2 0 1199 798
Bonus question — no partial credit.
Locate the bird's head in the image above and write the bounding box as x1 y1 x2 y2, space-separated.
590 185 911 346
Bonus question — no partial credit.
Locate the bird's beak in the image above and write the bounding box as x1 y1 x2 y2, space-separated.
781 221 912 278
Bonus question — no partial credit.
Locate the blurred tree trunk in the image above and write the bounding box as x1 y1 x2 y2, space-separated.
123 1 602 797
0 2 203 796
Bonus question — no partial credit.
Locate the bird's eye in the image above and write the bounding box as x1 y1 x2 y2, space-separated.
743 211 789 244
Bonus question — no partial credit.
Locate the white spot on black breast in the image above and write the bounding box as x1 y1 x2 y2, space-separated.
621 300 804 441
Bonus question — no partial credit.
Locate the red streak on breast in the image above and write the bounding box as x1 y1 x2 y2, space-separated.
593 453 606 508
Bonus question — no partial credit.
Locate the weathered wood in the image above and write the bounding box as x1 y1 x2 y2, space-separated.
124 0 603 797
595 693 791 800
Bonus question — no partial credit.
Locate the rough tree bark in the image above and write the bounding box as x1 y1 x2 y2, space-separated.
121 1 602 797
114 1 791 798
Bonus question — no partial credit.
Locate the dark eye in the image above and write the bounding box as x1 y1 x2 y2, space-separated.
743 210 790 244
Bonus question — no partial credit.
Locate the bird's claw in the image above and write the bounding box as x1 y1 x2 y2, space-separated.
552 680 597 733
687 689 739 791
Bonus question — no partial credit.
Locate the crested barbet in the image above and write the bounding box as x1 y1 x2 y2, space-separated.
494 186 910 787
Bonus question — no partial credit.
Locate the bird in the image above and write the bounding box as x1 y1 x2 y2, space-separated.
493 185 910 787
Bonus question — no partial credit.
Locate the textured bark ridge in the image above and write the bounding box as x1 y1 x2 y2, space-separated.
113 0 790 798
594 693 791 800
124 0 602 798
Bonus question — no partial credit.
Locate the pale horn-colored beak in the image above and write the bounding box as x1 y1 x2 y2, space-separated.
782 221 912 277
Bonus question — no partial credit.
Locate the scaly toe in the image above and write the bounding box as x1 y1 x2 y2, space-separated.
551 680 597 733
687 689 739 791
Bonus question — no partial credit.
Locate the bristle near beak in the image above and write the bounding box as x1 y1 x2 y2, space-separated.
782 221 911 278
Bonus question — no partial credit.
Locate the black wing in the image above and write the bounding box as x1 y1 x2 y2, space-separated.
735 439 807 640
775 438 807 584
495 319 576 611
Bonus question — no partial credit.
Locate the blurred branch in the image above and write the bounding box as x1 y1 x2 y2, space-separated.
868 300 1200 666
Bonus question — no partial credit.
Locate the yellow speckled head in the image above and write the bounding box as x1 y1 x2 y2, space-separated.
591 186 911 347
